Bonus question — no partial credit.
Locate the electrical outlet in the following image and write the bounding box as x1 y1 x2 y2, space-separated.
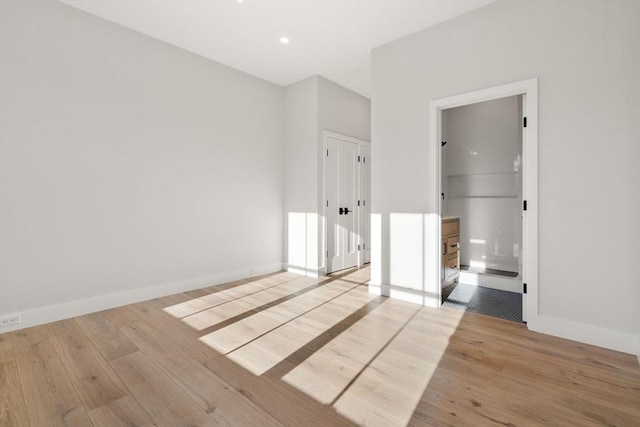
0 314 20 328
249 268 258 275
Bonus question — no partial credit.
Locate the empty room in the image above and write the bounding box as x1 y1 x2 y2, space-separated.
0 0 639 426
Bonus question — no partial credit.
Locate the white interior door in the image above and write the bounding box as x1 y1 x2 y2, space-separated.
360 145 371 264
326 136 359 273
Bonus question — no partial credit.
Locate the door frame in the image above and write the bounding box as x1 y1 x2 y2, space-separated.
359 144 372 265
429 78 538 324
322 130 371 274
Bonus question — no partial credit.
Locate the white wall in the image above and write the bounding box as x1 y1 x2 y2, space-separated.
318 76 371 143
371 0 640 354
443 96 522 274
283 76 370 274
284 77 319 273
0 0 284 329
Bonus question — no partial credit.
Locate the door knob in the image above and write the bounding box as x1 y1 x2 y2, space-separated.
339 207 344 215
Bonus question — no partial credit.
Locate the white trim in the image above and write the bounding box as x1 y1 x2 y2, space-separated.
368 282 383 296
429 78 539 325
388 284 440 307
322 130 371 274
358 144 372 265
286 265 324 278
0 262 283 333
428 102 442 308
528 315 640 356
324 130 371 148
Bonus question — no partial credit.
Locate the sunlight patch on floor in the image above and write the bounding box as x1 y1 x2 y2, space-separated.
333 308 463 426
168 266 464 426
199 279 364 354
282 298 421 404
162 272 300 318
180 278 315 330
222 285 376 374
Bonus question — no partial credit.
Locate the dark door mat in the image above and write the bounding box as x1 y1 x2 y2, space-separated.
442 282 522 322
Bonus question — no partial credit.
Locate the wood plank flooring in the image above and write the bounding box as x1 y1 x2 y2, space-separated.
1 267 639 426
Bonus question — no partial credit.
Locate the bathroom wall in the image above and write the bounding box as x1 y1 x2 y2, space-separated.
443 96 522 274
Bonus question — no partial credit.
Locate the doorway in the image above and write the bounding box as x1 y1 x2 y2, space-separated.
440 95 524 322
323 132 370 274
429 78 538 324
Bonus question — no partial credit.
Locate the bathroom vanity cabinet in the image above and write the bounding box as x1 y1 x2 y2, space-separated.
442 217 460 286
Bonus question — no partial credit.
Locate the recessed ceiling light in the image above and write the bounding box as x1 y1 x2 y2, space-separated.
280 37 290 44
237 0 243 3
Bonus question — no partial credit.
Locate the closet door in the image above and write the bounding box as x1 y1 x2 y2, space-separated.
326 136 359 273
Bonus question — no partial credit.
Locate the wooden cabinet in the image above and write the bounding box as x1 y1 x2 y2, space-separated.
442 217 460 286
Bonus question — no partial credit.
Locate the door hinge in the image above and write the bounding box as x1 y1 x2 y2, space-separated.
523 117 527 128
363 156 366 163
358 155 361 162
326 149 329 156
523 200 527 211
523 283 527 294
363 200 365 206
358 244 360 250
358 200 360 206
326 200 328 207
326 250 328 258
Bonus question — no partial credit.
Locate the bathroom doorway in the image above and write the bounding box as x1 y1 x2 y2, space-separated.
429 78 538 325
440 95 524 322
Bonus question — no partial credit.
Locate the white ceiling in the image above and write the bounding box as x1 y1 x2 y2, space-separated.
59 0 494 97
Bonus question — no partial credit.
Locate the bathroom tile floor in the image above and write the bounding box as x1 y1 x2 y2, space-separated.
442 282 522 322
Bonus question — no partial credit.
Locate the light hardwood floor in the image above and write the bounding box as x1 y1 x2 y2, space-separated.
1 266 639 426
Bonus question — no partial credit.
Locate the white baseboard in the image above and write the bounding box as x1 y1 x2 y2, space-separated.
368 282 383 296
0 262 283 333
368 282 439 307
369 281 639 357
527 314 639 356
286 264 323 278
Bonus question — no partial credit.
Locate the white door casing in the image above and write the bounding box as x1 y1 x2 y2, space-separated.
360 145 371 264
430 78 538 325
521 93 528 322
